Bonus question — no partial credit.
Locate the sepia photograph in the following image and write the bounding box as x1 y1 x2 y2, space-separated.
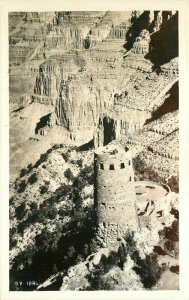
7 10 181 292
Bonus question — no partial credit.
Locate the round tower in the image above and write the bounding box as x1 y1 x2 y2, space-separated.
94 145 138 246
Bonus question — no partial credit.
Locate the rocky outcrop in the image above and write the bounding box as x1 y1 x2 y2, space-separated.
34 62 61 98
131 29 150 54
55 78 113 130
60 248 111 290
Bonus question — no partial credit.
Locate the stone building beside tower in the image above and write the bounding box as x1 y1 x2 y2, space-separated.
94 145 139 247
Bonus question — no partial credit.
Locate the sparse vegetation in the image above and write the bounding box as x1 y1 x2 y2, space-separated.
28 173 38 184
62 151 70 162
64 168 75 182
10 146 95 289
39 185 48 194
17 180 27 193
167 176 179 193
15 203 26 220
132 252 165 289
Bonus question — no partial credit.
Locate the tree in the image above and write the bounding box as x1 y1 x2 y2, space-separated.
133 252 165 289
20 168 28 178
15 203 26 220
64 168 75 182
28 173 38 184
164 220 179 242
164 240 174 253
10 227 17 249
30 202 38 211
170 208 179 220
62 151 70 162
39 185 48 194
17 180 27 193
58 208 65 217
79 165 94 184
34 153 48 168
76 159 83 168
47 207 58 220
167 176 179 193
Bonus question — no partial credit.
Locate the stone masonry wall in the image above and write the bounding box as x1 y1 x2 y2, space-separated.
94 146 138 246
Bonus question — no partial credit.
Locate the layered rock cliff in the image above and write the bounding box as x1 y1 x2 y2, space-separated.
9 11 179 180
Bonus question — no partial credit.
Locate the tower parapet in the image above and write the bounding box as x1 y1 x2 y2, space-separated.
94 145 138 246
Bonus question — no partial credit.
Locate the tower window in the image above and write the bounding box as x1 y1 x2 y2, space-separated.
120 163 125 169
100 163 104 170
157 210 163 218
129 176 132 181
128 160 131 165
109 164 115 170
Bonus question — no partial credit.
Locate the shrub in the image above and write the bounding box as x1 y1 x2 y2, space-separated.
37 212 46 224
35 230 48 248
54 184 72 199
164 240 174 253
133 155 143 173
170 208 179 220
9 196 14 205
17 221 26 234
20 164 33 178
62 152 70 162
20 168 28 178
164 220 179 242
153 246 167 256
64 168 75 182
118 243 127 269
86 273 112 290
170 265 179 274
28 173 38 184
167 176 179 193
17 180 27 193
76 159 83 168
70 158 83 168
27 164 33 171
133 252 165 289
10 238 17 249
34 153 48 168
73 177 84 190
79 165 94 185
30 202 38 211
39 185 48 194
10 227 17 249
58 208 65 217
47 207 58 220
52 144 62 150
15 203 26 220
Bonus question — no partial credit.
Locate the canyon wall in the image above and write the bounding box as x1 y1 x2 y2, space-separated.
10 11 179 148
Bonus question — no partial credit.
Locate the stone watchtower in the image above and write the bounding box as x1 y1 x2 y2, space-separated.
94 145 138 246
